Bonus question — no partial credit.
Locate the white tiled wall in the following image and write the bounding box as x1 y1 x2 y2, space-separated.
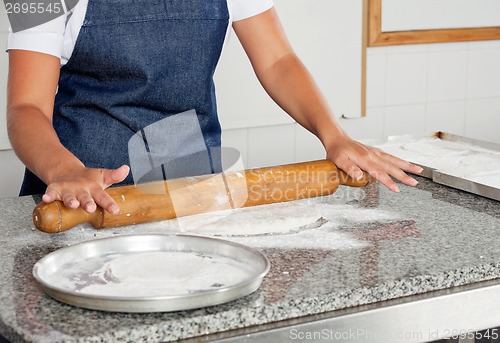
294 124 326 163
384 104 427 135
247 124 296 168
467 46 500 99
425 101 466 134
386 51 428 105
0 150 24 197
365 39 500 143
222 39 500 173
465 97 500 144
1 5 10 150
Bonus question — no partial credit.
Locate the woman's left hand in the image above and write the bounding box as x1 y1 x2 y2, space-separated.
233 9 422 192
326 135 423 192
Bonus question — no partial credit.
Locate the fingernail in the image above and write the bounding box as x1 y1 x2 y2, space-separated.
411 179 418 186
110 205 119 215
356 172 364 180
392 185 400 192
416 166 424 173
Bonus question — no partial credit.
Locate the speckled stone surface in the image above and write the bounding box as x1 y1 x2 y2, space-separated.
1 177 500 342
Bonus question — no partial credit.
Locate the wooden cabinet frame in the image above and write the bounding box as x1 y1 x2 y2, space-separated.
367 0 500 46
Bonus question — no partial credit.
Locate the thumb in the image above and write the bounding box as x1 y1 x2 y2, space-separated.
102 165 130 188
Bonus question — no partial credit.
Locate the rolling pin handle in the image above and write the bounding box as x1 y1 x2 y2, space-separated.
33 201 101 233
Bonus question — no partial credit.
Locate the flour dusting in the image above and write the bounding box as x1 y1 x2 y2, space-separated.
132 196 403 250
160 202 322 236
227 200 401 250
467 170 500 188
70 251 253 297
376 136 500 195
439 162 500 189
377 137 500 171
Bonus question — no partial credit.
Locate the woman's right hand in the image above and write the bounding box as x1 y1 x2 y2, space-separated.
42 165 130 214
7 50 130 215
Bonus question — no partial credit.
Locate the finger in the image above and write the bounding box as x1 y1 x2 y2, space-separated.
353 156 401 192
61 191 80 209
368 167 400 192
381 153 424 174
76 192 97 213
334 155 365 181
102 165 130 188
406 163 424 174
92 189 120 215
42 188 60 203
372 154 420 186
385 165 418 187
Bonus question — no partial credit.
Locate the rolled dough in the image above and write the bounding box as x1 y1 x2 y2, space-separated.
79 251 251 297
174 202 322 236
377 138 500 171
108 252 209 282
402 140 470 157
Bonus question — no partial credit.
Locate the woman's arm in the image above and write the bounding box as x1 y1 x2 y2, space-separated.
7 50 128 212
233 8 422 192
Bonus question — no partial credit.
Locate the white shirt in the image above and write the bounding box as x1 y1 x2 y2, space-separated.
7 0 273 65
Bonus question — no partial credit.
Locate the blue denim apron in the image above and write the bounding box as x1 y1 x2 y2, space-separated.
20 0 229 195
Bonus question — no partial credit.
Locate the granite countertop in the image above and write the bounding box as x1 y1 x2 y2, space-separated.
1 177 500 343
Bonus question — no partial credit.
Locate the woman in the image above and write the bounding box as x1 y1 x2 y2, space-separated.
6 0 422 215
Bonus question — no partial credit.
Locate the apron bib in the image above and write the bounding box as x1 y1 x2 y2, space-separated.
20 0 229 195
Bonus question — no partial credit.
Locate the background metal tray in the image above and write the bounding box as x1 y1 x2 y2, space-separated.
33 234 270 313
369 131 500 202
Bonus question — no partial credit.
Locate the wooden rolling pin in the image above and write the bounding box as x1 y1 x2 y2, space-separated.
33 160 372 233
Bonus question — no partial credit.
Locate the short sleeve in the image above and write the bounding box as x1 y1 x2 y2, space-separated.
229 0 274 22
6 14 67 58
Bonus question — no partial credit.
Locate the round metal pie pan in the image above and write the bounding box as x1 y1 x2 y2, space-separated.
33 234 270 313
